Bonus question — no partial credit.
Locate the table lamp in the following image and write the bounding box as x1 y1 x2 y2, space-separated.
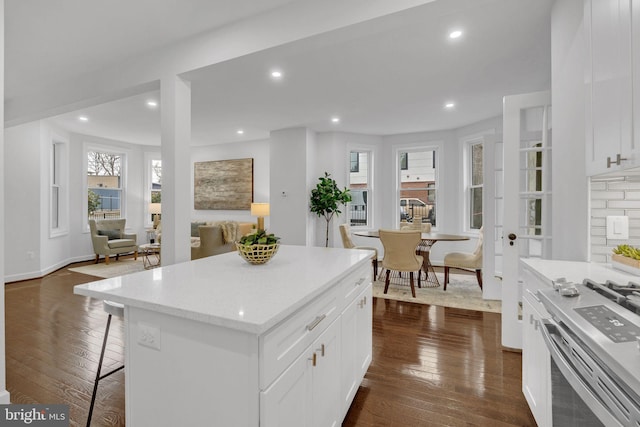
149 203 162 229
251 203 270 231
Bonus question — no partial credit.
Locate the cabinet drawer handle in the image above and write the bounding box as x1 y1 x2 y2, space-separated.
306 314 326 331
358 296 367 308
355 277 366 286
317 344 325 357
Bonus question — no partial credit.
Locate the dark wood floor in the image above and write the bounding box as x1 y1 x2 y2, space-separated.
5 259 536 426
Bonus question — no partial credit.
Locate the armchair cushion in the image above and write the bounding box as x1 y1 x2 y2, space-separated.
98 229 121 240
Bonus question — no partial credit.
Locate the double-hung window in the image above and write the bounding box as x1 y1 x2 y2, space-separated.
468 141 483 230
50 140 68 236
86 147 125 223
147 156 162 226
398 148 437 227
348 150 372 227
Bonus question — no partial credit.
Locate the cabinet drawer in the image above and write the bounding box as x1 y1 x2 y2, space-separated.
260 284 341 389
340 264 371 308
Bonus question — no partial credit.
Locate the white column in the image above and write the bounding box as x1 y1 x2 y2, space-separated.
160 75 192 264
0 0 10 404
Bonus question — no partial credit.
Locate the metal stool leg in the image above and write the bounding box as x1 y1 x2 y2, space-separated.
87 313 124 427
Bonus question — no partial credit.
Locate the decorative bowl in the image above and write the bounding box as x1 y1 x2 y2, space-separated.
236 242 280 265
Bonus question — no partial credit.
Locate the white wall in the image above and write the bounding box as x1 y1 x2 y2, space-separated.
191 139 270 226
4 125 149 281
270 127 313 246
5 122 44 279
551 0 589 261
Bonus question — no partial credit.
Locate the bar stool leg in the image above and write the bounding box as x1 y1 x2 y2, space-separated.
87 314 112 427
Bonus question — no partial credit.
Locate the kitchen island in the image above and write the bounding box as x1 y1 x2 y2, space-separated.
74 245 373 427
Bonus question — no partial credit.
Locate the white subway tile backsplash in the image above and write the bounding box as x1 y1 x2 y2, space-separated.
592 191 625 200
591 176 640 261
608 200 640 209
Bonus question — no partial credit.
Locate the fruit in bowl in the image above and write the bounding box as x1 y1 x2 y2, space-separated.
236 230 281 265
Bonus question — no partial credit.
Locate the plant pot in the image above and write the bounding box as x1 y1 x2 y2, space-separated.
236 242 280 265
611 253 640 276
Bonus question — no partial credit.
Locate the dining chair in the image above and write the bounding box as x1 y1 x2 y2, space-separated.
339 224 378 278
443 226 483 290
379 229 423 297
87 300 125 427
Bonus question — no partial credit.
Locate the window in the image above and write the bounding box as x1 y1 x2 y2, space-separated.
50 140 68 235
469 142 483 230
350 152 359 173
348 150 372 227
87 148 124 221
400 152 408 170
398 149 437 226
148 158 162 226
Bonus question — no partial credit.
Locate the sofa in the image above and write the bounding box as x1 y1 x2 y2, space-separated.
190 221 255 260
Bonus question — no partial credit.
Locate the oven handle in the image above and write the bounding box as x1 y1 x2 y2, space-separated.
539 319 624 427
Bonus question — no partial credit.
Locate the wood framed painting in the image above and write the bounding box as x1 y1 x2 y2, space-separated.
194 158 253 210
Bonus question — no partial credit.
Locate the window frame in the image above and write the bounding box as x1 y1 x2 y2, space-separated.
145 152 162 228
50 138 69 237
395 146 439 228
347 147 374 229
464 136 484 232
83 143 128 231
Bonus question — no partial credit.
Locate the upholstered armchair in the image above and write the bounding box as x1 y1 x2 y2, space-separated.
191 225 236 260
339 224 378 278
443 226 483 290
89 219 138 265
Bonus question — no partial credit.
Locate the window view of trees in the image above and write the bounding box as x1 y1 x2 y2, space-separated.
87 150 123 220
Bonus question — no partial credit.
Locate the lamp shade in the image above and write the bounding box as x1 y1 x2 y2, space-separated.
149 203 162 215
251 203 270 217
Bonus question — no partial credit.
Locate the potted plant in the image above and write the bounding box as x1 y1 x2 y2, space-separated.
236 229 281 264
612 244 640 275
310 172 352 247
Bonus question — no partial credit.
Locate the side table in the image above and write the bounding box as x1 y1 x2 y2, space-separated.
139 243 161 269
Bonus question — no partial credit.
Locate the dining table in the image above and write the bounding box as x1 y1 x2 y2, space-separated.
353 230 469 287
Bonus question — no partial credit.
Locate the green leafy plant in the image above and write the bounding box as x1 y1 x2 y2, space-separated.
238 229 280 246
613 244 640 260
310 172 352 247
88 189 100 215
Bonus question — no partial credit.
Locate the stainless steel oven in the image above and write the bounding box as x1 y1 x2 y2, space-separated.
538 279 640 427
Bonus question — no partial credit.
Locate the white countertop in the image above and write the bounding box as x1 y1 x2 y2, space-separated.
74 245 372 335
520 258 640 286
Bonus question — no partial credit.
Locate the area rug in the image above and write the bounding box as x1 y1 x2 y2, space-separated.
373 272 501 313
68 258 146 279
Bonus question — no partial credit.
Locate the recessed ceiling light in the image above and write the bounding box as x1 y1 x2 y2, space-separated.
449 30 463 39
331 117 340 123
444 102 456 109
78 116 89 122
146 100 158 108
270 70 283 79
237 129 244 135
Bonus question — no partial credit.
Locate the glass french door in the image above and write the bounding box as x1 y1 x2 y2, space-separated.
501 91 552 350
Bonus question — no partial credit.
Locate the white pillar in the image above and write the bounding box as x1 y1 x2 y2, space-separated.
160 75 192 264
0 0 10 404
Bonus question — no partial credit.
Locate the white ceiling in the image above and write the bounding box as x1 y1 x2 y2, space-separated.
7 0 553 146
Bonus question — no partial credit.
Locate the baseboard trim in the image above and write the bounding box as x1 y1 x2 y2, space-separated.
4 255 95 283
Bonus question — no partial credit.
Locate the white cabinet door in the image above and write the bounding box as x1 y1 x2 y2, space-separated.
261 318 341 427
522 292 551 427
339 284 372 419
312 318 341 427
585 0 633 175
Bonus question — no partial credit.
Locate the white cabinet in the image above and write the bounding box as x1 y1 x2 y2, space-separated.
260 266 372 427
339 285 372 419
261 318 341 427
521 268 552 427
585 0 635 175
